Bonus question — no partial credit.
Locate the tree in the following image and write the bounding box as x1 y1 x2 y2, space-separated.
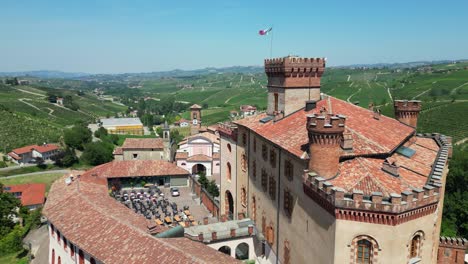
53 147 78 167
94 127 108 138
206 180 220 197
64 125 92 150
198 172 209 189
0 183 21 237
202 103 209 109
80 141 114 166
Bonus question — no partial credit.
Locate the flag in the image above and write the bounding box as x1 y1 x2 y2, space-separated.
259 27 272 36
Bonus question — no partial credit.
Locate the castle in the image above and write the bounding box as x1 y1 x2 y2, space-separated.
218 55 460 264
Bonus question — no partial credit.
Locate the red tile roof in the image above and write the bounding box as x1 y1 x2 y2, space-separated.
187 154 212 162
122 138 164 149
43 174 238 264
190 104 202 109
330 136 440 196
8 152 21 160
12 144 59 155
112 147 123 155
4 183 46 206
235 96 414 158
82 160 189 179
175 152 189 160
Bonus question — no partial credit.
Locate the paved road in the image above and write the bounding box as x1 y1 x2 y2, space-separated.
1 170 69 179
0 163 37 172
24 225 49 264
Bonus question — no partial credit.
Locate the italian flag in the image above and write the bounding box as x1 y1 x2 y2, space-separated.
258 27 272 36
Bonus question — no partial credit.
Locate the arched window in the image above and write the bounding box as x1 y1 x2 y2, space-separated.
63 237 67 250
52 249 55 264
50 224 55 238
252 160 257 179
70 243 75 257
241 153 247 172
58 256 61 264
251 196 257 221
284 240 291 264
218 245 231 255
57 230 61 245
235 242 249 260
90 257 96 264
410 232 424 259
356 240 372 264
79 250 85 264
226 162 231 181
266 225 275 245
227 143 231 152
181 162 186 166
241 187 247 206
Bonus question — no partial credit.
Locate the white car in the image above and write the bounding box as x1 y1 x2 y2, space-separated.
171 187 180 197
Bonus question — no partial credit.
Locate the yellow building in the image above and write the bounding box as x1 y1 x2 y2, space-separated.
100 118 144 135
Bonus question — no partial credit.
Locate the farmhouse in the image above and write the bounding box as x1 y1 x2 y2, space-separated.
8 143 60 164
174 118 190 127
3 183 46 210
100 117 144 135
239 105 257 117
218 55 462 264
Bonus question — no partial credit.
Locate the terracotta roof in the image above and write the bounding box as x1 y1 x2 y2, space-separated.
112 147 123 155
187 154 212 162
330 136 440 196
240 105 257 111
184 132 220 145
190 104 202 109
82 160 189 179
8 152 20 160
12 144 59 155
43 174 238 264
122 138 164 149
4 183 46 206
235 96 414 158
175 152 189 160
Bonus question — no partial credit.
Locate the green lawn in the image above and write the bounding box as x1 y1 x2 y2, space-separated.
0 250 28 264
0 173 66 193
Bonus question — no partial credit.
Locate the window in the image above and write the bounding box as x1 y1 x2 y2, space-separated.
253 137 257 153
90 258 96 264
241 187 247 206
284 189 293 217
252 160 257 179
262 144 268 161
270 149 277 168
262 216 266 234
63 237 67 251
356 240 372 264
274 93 279 112
411 235 421 258
57 230 61 245
242 133 247 145
227 143 231 152
133 153 138 159
79 250 85 264
241 153 247 172
284 240 291 264
70 243 75 257
50 224 55 238
227 162 232 181
52 249 55 264
261 169 268 191
266 225 275 245
252 196 257 221
284 160 294 181
58 256 61 264
269 175 276 200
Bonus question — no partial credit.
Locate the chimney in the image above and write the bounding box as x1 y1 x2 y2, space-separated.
211 231 217 241
373 108 381 120
265 56 325 116
306 114 346 178
394 100 421 127
198 233 204 241
305 100 317 111
230 228 236 237
382 159 399 177
248 225 254 236
368 103 374 111
341 131 353 151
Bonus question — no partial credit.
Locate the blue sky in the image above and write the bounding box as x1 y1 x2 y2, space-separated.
1 0 467 73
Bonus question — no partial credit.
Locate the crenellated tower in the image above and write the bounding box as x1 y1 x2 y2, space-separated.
394 100 421 128
265 56 325 116
306 114 346 178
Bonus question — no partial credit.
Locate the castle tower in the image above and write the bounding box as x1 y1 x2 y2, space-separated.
394 100 421 128
265 56 325 116
190 104 202 127
306 114 346 178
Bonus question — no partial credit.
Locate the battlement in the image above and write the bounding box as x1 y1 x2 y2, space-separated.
306 114 346 135
394 100 422 112
217 122 238 141
303 134 451 225
264 56 326 88
439 237 468 250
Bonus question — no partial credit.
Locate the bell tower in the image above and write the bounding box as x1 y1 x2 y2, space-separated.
264 56 325 116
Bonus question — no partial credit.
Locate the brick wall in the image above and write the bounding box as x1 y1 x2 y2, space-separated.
190 177 219 218
437 237 468 264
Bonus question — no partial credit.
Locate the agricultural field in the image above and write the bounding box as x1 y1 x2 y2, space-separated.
0 84 127 151
0 172 65 193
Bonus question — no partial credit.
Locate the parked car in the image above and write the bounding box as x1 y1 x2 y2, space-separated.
171 187 180 197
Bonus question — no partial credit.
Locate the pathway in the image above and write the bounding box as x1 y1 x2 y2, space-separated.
0 163 36 172
15 88 46 97
412 89 431 99
1 169 69 179
455 138 468 145
347 75 351 82
450 82 468 95
347 88 362 103
18 98 41 110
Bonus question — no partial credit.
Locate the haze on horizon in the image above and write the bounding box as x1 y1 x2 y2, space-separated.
1 0 467 74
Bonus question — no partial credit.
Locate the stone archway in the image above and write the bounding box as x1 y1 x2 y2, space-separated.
218 245 231 255
235 242 249 260
192 164 207 175
225 190 234 220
